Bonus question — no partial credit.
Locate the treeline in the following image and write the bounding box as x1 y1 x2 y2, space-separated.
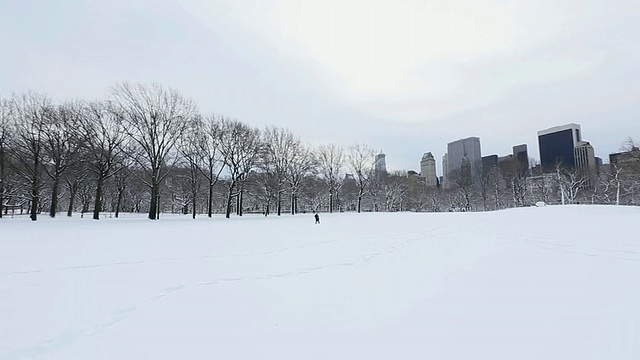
0 83 639 221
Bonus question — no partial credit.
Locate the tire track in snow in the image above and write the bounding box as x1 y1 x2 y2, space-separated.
0 226 450 278
462 227 640 263
1 225 436 360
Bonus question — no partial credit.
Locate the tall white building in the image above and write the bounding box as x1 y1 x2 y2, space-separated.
442 153 448 189
574 141 596 171
574 141 597 187
420 152 437 187
445 137 482 184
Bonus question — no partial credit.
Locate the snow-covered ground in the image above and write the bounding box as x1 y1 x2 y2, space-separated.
1 205 639 359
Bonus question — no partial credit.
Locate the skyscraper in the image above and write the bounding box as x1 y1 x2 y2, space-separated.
482 155 498 173
420 152 437 187
445 137 482 181
374 153 387 175
574 141 596 171
512 144 529 173
442 153 448 188
538 124 581 171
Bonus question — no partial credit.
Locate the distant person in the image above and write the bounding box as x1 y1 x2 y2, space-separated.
314 213 320 224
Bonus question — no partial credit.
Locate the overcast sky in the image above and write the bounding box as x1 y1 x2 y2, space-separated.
1 0 639 173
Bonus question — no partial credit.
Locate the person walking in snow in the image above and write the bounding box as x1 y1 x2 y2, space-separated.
314 213 320 224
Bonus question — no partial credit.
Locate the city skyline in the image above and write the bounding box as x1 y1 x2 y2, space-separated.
1 0 639 173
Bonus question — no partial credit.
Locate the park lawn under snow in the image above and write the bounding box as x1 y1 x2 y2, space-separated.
0 206 639 360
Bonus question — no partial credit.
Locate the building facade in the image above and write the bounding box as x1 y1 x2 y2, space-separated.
445 137 482 183
442 153 448 188
513 144 529 173
374 153 387 175
538 123 581 171
609 147 640 167
482 155 498 173
420 152 437 187
574 141 596 172
574 141 597 188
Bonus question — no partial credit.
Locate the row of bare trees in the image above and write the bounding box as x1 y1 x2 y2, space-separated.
0 84 396 221
2 84 639 222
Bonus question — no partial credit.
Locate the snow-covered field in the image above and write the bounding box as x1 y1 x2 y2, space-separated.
1 205 639 359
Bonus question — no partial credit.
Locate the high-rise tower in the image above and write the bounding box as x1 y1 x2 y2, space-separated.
538 124 581 171
420 152 437 187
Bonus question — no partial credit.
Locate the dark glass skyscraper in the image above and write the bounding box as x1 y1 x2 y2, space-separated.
538 124 581 171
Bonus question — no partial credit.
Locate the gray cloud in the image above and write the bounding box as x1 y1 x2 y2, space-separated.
1 0 639 174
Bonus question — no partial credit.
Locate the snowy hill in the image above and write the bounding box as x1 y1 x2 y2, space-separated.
1 205 639 359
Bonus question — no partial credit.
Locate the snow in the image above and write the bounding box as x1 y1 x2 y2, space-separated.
1 205 639 359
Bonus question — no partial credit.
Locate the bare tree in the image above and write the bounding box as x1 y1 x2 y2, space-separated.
450 165 474 211
10 92 52 221
0 97 12 218
383 171 408 211
218 118 262 218
286 143 316 215
473 162 494 211
317 144 344 213
79 101 129 220
426 187 443 212
111 83 197 220
531 173 553 205
262 126 300 216
501 159 528 208
347 144 375 213
113 166 131 218
555 162 587 205
199 115 224 217
41 102 84 217
63 160 90 217
177 117 204 219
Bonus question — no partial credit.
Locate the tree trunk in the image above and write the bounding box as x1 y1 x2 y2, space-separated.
156 193 161 219
30 181 39 221
67 186 77 217
290 191 295 215
329 189 334 213
225 183 234 218
115 188 124 218
236 189 240 216
192 189 197 219
149 175 158 220
30 193 38 221
238 184 244 216
208 183 214 218
277 186 282 216
0 147 4 219
49 176 60 218
93 176 104 220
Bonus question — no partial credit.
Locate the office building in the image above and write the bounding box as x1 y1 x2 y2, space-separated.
574 141 597 187
442 153 448 188
513 144 529 173
574 141 596 172
609 146 640 167
538 124 581 171
420 152 437 187
482 155 498 173
374 153 387 175
445 137 482 182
